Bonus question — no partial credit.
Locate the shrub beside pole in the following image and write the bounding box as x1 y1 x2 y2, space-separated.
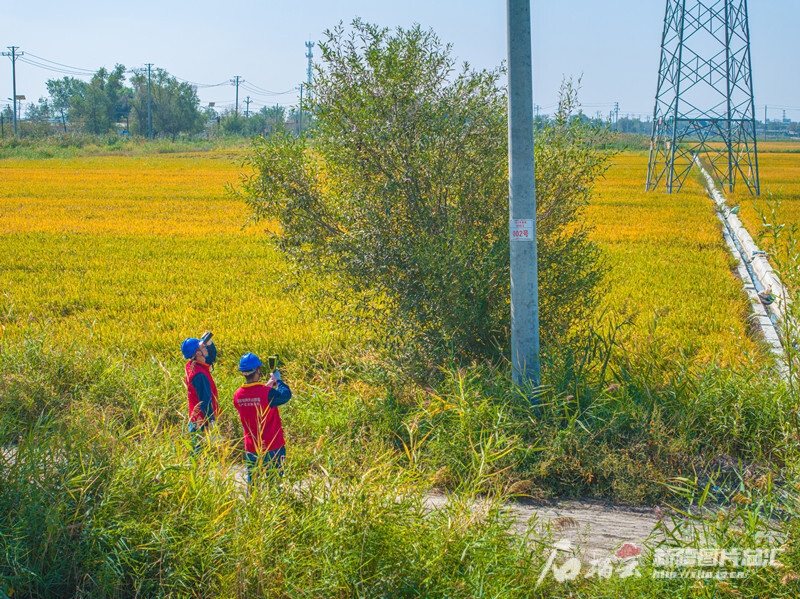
507 0 541 389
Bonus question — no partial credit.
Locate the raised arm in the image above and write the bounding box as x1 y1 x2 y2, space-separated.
267 381 292 408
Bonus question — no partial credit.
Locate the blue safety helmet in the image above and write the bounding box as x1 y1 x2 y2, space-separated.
181 337 201 360
239 352 262 373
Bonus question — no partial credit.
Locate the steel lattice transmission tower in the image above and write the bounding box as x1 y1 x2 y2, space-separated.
646 0 760 195
305 42 314 89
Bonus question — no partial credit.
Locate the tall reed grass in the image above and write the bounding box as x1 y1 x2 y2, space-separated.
2 330 797 597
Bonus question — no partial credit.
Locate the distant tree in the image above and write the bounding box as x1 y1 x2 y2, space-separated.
241 105 287 137
69 65 127 134
616 116 650 135
283 107 303 135
25 98 51 122
46 77 83 133
220 111 244 135
243 111 265 136
22 98 57 136
263 105 285 123
570 113 592 126
262 105 286 135
129 68 204 137
199 106 218 135
117 88 133 130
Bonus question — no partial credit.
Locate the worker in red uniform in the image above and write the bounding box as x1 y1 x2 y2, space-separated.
182 336 218 456
234 352 292 484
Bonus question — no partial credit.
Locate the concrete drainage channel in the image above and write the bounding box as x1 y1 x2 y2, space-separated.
693 156 787 378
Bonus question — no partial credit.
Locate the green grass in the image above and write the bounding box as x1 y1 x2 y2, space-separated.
1 335 797 597
0 133 249 160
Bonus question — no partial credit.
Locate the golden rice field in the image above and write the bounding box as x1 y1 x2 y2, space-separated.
4 144 798 372
730 146 800 240
587 152 760 367
0 151 351 374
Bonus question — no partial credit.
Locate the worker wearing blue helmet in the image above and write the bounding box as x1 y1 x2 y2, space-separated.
181 334 218 456
233 352 292 485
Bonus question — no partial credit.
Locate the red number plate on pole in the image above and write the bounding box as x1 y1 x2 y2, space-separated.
509 219 534 241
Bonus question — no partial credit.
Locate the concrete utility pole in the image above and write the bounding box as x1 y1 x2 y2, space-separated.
231 76 243 116
244 96 251 119
2 46 23 136
507 0 541 389
145 63 153 138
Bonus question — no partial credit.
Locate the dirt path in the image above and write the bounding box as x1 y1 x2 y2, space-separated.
228 461 673 557
423 493 667 560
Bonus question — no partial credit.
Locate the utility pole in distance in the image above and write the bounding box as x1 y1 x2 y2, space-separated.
507 0 540 390
145 63 153 138
244 96 251 119
298 83 304 133
231 76 243 116
2 46 23 136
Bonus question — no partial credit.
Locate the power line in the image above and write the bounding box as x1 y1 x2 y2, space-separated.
171 74 230 88
206 99 295 109
762 104 800 112
247 101 294 109
17 56 93 77
7 47 305 128
5 47 302 104
240 81 296 94
239 82 296 97
22 52 96 74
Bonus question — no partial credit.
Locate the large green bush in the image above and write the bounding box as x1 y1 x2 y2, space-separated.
237 20 609 365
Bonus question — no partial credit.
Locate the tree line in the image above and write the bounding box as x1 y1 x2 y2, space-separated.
0 65 297 138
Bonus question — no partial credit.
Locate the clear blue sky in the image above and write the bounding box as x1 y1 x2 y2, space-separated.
2 0 799 121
